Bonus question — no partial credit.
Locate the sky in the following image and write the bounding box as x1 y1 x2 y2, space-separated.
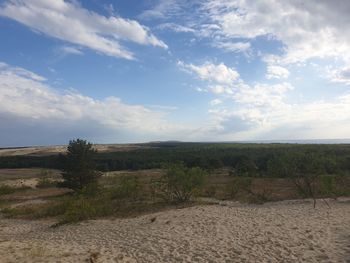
1 0 350 147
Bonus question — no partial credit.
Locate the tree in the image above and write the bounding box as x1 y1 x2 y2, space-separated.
234 156 258 177
266 152 298 178
61 139 100 191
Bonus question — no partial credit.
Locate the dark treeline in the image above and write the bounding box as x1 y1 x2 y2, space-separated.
1 142 350 177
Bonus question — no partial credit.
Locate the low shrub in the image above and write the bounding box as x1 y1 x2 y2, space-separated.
79 182 101 197
36 177 57 188
60 198 98 223
226 177 272 204
1 206 37 218
203 185 216 197
156 163 207 203
227 177 252 198
0 185 16 196
45 194 113 225
247 188 272 204
333 174 350 196
318 175 336 197
110 176 141 200
0 185 30 196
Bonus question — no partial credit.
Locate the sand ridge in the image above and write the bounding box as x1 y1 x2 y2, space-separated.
0 199 349 262
0 144 147 157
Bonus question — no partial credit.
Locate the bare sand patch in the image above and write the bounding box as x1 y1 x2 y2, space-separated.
0 144 148 157
0 199 349 262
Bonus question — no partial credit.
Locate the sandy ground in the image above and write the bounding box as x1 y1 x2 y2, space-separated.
0 144 146 157
1 178 39 188
0 199 349 263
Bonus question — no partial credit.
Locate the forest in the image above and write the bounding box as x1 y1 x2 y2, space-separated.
1 142 350 178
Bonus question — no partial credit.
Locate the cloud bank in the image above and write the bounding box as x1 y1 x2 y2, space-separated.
0 0 167 59
0 62 186 146
179 60 350 141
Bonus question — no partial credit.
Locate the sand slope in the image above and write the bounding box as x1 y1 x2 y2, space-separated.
0 199 349 262
0 144 146 157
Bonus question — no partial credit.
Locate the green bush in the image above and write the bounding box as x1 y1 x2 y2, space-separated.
0 185 16 196
1 206 36 218
79 182 101 197
227 177 252 198
62 195 117 224
319 175 336 197
333 174 350 196
36 201 71 218
247 188 272 204
60 198 98 223
226 177 272 203
0 185 31 196
157 163 207 203
234 156 258 177
36 177 57 188
110 176 141 200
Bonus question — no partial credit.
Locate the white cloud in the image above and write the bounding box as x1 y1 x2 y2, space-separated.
266 65 290 79
328 67 350 86
178 59 347 140
178 61 239 84
0 62 46 82
1 60 349 144
208 85 235 95
208 92 350 140
179 60 297 137
233 82 293 108
157 23 195 33
138 0 185 20
179 60 293 110
60 46 83 56
215 41 251 53
0 62 186 143
209 99 222 106
0 0 167 60
203 0 350 64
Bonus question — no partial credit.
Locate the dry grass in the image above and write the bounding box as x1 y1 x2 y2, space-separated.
27 246 46 258
0 187 71 202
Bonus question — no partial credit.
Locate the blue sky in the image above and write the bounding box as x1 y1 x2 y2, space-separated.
0 0 350 147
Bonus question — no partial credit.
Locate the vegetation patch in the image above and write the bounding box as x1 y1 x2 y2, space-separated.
153 163 207 203
0 184 31 196
1 140 350 224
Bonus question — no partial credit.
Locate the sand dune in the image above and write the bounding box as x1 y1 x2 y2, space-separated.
0 198 349 262
0 144 147 157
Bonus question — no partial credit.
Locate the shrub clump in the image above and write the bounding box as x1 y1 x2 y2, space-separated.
227 177 253 199
36 177 56 188
110 176 141 200
0 185 17 196
227 177 272 204
36 169 57 188
155 163 207 203
0 184 30 196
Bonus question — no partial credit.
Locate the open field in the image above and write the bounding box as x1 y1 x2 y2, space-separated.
0 198 349 263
